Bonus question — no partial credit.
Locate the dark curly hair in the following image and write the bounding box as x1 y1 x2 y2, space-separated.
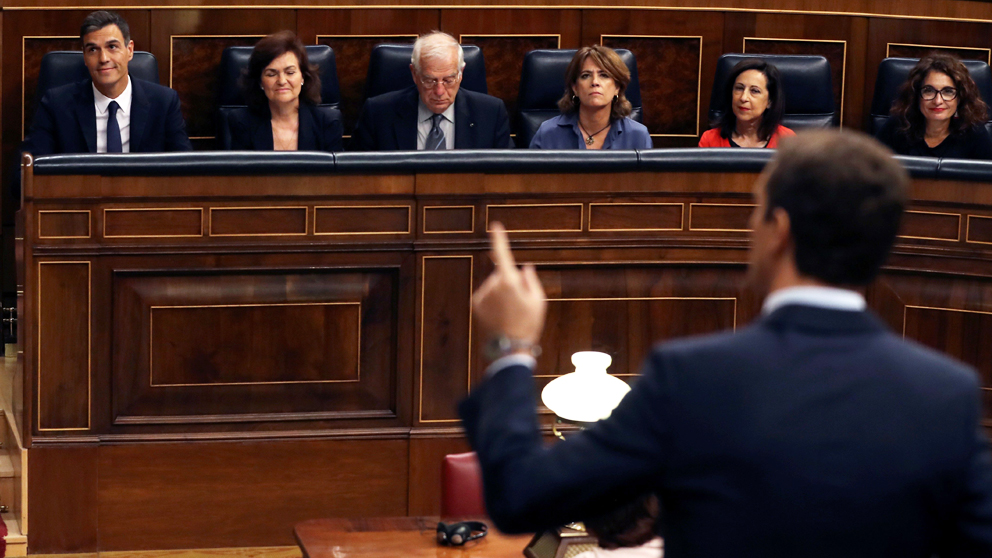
582 493 659 550
713 59 785 142
889 53 988 141
241 31 321 114
557 45 633 120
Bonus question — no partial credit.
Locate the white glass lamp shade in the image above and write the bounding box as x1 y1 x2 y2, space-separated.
540 351 631 423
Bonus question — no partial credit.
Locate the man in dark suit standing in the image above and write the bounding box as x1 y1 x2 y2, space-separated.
22 10 192 156
462 131 992 556
351 31 512 151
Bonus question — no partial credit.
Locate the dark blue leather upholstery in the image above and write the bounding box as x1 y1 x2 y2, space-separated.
708 54 837 130
934 158 992 181
363 43 487 101
37 51 159 99
869 57 992 135
216 45 341 149
516 49 644 148
216 45 341 107
30 149 936 179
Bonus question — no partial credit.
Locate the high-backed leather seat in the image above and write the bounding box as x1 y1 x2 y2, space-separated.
516 49 644 148
37 51 160 99
708 53 836 130
363 43 488 101
216 45 341 150
441 452 486 517
869 57 992 135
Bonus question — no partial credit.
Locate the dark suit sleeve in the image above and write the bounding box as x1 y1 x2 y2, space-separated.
21 93 60 157
970 126 992 160
459 353 672 534
350 100 377 151
228 111 251 150
162 88 193 152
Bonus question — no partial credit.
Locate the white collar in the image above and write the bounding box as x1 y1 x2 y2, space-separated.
762 285 866 315
418 98 455 124
93 76 133 115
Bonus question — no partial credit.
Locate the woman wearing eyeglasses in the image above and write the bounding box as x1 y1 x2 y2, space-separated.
530 45 652 150
876 54 992 159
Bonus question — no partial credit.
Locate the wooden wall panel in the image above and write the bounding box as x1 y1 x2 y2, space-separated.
111 269 399 425
418 255 472 424
28 445 99 553
148 10 296 145
37 261 90 432
583 10 725 147
299 9 439 136
98 439 409 550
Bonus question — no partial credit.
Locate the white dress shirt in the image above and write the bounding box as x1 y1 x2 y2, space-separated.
417 101 455 150
93 77 133 153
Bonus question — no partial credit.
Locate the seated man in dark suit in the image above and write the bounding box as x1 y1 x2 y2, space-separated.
462 131 992 556
351 31 512 151
22 10 192 156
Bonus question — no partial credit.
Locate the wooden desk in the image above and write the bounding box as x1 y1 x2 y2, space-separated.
294 517 533 558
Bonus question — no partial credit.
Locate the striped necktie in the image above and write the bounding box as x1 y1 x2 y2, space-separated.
425 113 446 150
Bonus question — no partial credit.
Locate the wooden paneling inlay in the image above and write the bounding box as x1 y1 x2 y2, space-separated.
967 215 992 245
899 210 960 242
39 210 91 239
38 261 91 431
105 208 203 238
744 38 847 124
487 204 583 233
420 256 472 423
316 36 418 135
315 206 411 235
459 35 560 136
22 36 80 139
170 36 262 140
904 306 992 392
209 207 307 236
602 36 702 137
589 203 683 231
150 303 361 387
886 44 991 64
689 203 755 231
424 206 474 234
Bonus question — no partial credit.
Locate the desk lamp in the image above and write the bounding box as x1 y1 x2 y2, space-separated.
524 351 631 558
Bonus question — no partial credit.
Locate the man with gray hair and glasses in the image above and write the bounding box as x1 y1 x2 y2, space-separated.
352 31 512 151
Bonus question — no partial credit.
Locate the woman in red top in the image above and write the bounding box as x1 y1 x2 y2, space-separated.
699 59 795 148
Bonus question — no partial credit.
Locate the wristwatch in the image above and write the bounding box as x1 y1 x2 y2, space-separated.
483 335 542 361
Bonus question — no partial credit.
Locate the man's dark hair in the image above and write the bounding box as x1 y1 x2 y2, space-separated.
582 493 659 550
715 58 786 142
80 10 131 43
765 130 908 285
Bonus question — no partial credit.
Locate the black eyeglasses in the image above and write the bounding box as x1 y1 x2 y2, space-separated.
919 85 958 101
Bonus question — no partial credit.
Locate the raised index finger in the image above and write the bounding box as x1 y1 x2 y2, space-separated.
489 222 518 272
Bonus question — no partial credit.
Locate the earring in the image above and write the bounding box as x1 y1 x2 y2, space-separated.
571 95 578 104
613 95 619 103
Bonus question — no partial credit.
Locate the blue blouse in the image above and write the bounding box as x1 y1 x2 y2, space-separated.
529 113 652 150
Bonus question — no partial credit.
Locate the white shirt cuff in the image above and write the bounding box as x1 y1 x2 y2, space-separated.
485 354 537 378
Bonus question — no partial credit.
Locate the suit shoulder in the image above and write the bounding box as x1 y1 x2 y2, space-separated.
364 87 415 109
132 78 179 99
42 79 91 103
460 88 505 108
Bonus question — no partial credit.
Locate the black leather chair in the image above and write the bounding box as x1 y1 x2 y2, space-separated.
363 43 488 101
516 49 643 148
707 53 836 130
216 45 342 150
869 57 992 135
36 50 160 99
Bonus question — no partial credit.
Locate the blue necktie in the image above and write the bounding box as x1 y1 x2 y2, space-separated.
425 113 446 151
107 100 122 153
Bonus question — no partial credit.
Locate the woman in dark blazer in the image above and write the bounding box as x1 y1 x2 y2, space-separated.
229 31 343 151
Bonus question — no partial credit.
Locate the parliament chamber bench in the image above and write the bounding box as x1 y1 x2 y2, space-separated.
14 148 992 552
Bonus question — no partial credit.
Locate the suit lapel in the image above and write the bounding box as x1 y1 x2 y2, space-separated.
129 78 150 151
393 88 419 150
297 104 317 150
250 110 274 150
454 93 474 149
75 83 98 153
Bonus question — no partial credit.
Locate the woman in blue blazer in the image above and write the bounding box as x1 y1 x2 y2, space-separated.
228 31 343 151
530 46 651 150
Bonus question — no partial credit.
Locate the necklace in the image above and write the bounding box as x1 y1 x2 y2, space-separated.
579 122 611 146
